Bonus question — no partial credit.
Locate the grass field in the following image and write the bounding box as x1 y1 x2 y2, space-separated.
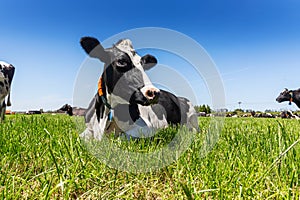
1 114 300 199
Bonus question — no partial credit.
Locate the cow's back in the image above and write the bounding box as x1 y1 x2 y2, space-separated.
152 90 198 129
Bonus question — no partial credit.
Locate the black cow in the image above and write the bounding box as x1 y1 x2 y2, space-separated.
59 104 73 116
276 88 300 108
80 37 198 140
0 61 15 121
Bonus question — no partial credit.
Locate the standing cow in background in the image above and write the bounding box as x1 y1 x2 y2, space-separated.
58 104 73 116
276 88 300 108
0 61 15 121
80 37 199 140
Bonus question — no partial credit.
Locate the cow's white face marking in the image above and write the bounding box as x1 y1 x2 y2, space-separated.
114 39 160 104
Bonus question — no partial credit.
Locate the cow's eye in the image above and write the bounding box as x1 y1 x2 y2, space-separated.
116 59 128 67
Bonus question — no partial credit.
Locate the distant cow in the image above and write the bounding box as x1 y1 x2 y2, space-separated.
254 112 275 118
280 110 299 119
80 37 199 140
59 104 73 116
197 112 207 117
58 104 86 116
0 61 15 121
276 88 300 108
26 110 42 115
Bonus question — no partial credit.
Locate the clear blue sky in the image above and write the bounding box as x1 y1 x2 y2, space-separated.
1 0 300 111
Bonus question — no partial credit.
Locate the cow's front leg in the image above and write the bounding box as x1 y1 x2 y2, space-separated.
80 112 106 141
0 102 6 122
125 118 156 139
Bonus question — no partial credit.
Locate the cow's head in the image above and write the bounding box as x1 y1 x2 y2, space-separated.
80 37 160 106
0 62 15 106
59 104 73 116
276 88 293 104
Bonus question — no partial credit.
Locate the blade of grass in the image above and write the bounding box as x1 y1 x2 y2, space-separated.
251 138 300 188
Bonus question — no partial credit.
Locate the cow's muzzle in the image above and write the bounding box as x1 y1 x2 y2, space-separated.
276 96 284 103
130 87 160 106
144 88 160 104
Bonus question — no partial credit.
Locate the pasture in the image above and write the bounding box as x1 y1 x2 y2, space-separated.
1 115 300 199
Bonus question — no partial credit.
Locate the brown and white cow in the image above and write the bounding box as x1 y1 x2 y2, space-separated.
80 37 198 140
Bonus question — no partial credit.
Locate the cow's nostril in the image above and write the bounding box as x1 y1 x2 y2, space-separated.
145 88 160 101
147 90 154 98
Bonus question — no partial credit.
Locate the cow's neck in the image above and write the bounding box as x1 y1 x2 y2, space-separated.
98 76 111 109
98 74 141 132
292 91 300 108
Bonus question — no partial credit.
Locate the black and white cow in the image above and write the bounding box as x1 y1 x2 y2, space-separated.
58 104 86 116
280 110 299 119
58 104 73 116
0 61 15 121
276 88 300 108
80 37 198 140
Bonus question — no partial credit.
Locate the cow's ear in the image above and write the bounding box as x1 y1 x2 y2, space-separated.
80 37 108 62
141 54 157 70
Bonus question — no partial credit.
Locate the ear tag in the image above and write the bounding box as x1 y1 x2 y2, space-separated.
108 109 114 121
289 92 293 105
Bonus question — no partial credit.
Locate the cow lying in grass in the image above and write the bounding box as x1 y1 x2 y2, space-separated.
80 37 198 140
0 61 15 121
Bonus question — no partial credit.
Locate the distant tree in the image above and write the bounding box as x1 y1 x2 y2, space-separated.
194 105 201 113
233 108 244 115
195 104 212 114
234 108 244 112
206 104 211 114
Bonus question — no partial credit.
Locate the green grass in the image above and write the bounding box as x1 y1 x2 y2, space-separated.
1 115 300 199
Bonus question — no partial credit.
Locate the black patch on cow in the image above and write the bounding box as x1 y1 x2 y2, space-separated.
0 82 3 87
103 53 145 105
85 94 104 123
103 49 139 93
151 104 167 120
103 63 115 95
113 53 134 72
141 54 158 70
95 95 105 121
130 90 150 106
80 37 108 62
177 97 189 124
156 90 182 124
2 65 15 85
